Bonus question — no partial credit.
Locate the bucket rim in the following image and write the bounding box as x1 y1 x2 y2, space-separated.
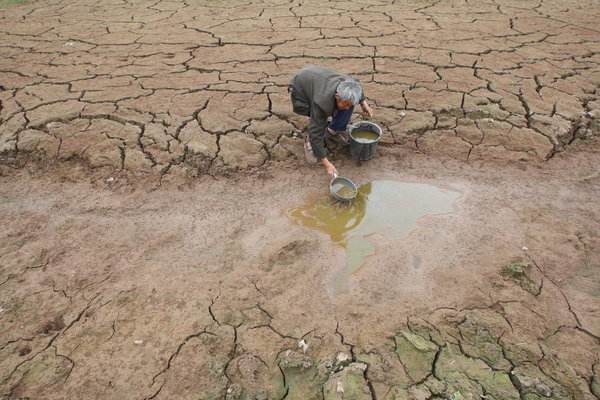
330 176 358 201
348 121 383 143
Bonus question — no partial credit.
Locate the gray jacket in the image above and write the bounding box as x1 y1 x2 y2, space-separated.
290 65 365 159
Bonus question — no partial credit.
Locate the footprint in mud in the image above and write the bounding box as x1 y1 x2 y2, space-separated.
265 239 313 270
38 315 65 335
18 346 32 356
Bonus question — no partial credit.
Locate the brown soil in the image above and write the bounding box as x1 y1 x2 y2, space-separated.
1 0 599 398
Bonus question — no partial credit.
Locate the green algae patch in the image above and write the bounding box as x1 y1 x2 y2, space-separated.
0 0 27 8
501 261 540 294
436 344 520 400
356 347 412 388
6 351 72 395
458 310 512 371
593 368 600 398
277 350 325 400
502 261 530 279
394 330 438 382
511 364 570 399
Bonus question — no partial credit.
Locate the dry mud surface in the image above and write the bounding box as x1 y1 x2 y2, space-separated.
1 0 600 399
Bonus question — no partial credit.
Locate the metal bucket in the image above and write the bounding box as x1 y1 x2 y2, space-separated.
329 172 358 202
348 121 382 161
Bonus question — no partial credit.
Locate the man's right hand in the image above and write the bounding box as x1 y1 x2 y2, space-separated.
322 158 337 178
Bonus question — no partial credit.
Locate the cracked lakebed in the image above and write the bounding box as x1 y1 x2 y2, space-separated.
0 0 599 398
0 0 599 177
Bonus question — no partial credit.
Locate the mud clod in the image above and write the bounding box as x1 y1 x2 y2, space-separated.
37 316 65 335
501 261 541 295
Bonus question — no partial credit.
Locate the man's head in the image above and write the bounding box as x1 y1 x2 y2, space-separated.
335 79 362 110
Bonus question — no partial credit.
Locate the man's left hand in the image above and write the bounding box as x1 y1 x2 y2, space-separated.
360 100 374 118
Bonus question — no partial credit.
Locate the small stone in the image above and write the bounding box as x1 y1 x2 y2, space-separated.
336 352 350 363
298 339 309 354
134 340 143 345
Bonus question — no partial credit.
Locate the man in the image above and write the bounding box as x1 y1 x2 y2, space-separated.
289 65 374 177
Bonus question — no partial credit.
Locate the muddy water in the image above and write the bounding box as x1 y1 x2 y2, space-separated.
289 180 460 291
350 130 380 143
331 182 357 199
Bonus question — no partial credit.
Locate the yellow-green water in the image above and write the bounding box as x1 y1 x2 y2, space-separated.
350 130 379 143
288 180 460 290
331 183 357 199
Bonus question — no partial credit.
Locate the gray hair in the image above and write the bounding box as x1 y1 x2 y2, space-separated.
336 79 362 105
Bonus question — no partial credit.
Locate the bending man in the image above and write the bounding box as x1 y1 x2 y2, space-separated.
289 65 374 177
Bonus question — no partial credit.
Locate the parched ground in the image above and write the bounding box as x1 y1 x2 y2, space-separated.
1 0 600 399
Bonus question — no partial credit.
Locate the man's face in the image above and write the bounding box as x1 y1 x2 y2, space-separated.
335 95 353 110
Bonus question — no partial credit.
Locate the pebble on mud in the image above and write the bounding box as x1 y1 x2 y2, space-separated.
298 339 309 354
336 352 350 364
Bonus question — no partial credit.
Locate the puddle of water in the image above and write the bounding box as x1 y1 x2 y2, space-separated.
288 180 460 291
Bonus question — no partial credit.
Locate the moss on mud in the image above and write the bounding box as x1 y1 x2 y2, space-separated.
277 350 325 400
501 261 539 294
394 330 438 382
436 344 520 400
0 0 27 8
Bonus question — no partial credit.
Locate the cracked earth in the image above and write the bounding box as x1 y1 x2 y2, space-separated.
1 0 599 399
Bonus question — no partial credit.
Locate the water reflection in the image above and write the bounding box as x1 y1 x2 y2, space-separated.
289 180 460 291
